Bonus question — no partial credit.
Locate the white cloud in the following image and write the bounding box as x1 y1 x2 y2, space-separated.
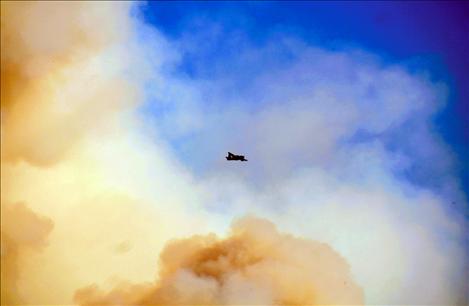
139 27 468 304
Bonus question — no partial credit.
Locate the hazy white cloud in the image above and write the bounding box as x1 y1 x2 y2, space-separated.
139 27 468 304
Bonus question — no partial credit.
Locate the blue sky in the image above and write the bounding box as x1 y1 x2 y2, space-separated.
140 1 469 202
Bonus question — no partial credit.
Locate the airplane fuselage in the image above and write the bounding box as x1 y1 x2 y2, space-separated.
226 152 247 161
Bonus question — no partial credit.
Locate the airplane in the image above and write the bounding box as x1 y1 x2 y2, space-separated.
226 152 248 161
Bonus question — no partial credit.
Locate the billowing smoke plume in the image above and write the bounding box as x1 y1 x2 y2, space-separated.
1 2 149 303
1 203 53 304
1 1 138 166
74 216 363 305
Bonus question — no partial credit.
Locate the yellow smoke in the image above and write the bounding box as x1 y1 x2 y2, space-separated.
1 1 136 166
1 2 362 305
0 1 154 303
1 203 54 304
74 216 363 305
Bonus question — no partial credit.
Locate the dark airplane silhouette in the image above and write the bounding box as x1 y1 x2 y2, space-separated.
226 152 247 161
